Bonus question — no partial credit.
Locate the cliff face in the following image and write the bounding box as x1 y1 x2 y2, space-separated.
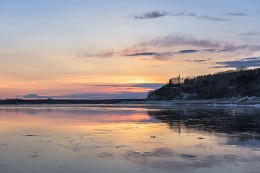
147 68 260 100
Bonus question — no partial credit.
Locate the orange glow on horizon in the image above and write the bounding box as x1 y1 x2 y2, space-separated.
0 73 165 98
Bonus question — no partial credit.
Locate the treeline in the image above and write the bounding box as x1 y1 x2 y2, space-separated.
147 68 260 100
181 68 260 99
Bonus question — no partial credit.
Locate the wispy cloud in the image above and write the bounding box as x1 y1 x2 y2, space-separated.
177 49 199 54
187 13 227 21
133 11 170 19
90 84 128 87
226 12 248 16
137 35 260 52
126 49 219 60
185 59 211 64
126 52 172 61
139 35 221 48
133 11 227 21
90 83 163 89
239 31 260 36
126 52 161 57
78 51 114 58
214 56 260 68
124 35 260 60
126 49 215 57
77 35 260 61
192 59 207 63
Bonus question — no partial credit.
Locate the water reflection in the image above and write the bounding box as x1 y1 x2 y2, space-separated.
0 105 259 173
148 106 260 142
124 147 258 172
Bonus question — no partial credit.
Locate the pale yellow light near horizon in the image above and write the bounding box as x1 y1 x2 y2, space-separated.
0 49 231 98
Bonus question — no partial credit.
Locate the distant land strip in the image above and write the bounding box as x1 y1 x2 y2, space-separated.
0 99 145 105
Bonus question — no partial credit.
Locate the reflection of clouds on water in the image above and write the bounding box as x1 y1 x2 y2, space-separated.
123 147 260 172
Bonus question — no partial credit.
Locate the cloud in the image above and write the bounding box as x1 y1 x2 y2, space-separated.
126 49 220 60
185 59 211 64
192 59 206 62
177 49 199 54
134 11 170 19
126 52 172 61
125 49 201 60
187 13 227 21
91 83 163 89
133 11 227 21
137 35 260 52
214 56 260 68
200 15 226 21
126 52 161 57
140 35 221 48
78 51 114 58
125 48 232 61
226 12 248 16
77 35 260 61
239 31 260 36
125 35 260 60
242 57 260 61
221 44 260 52
90 84 128 87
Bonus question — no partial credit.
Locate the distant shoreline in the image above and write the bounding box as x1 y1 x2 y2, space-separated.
0 99 145 105
0 97 260 106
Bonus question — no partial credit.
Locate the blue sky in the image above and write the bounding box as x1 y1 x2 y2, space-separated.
0 0 260 98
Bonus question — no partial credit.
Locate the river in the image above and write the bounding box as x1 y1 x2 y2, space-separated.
0 105 259 173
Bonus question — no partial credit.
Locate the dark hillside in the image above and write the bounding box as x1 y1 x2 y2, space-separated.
147 68 260 100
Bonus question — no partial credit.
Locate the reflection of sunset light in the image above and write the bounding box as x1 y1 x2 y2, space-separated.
0 106 217 151
0 108 151 132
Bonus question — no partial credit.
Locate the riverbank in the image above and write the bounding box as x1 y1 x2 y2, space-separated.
0 97 260 106
145 97 260 105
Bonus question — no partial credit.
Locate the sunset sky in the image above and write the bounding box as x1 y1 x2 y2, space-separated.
1 0 260 99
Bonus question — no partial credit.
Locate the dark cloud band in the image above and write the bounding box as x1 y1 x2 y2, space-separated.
133 11 227 21
134 11 170 19
214 56 260 68
226 12 248 16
